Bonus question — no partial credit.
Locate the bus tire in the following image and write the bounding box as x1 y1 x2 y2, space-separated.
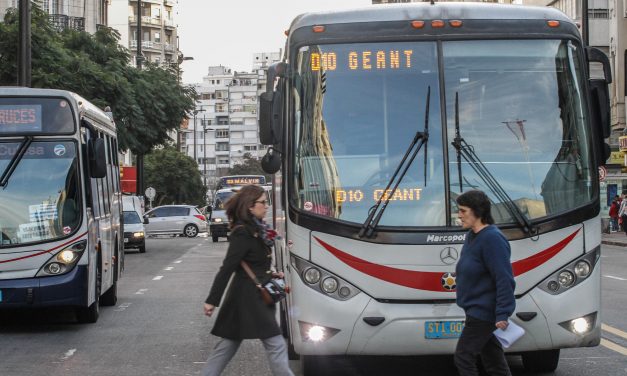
522 349 560 372
300 355 323 376
101 247 119 306
212 235 219 242
76 261 101 324
139 245 146 253
184 224 198 238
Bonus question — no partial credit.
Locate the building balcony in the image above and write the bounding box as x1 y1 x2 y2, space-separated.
130 40 163 51
164 44 176 53
164 19 176 29
129 15 163 27
165 0 176 6
49 14 85 32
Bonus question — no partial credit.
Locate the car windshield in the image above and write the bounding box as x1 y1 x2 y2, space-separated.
124 211 142 224
292 39 593 227
213 190 235 210
0 141 80 246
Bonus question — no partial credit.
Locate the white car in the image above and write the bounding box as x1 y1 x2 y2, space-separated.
144 205 208 237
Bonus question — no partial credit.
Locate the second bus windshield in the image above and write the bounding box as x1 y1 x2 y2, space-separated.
292 39 593 227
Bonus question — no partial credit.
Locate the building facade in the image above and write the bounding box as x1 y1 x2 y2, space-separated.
1 0 108 33
108 0 180 68
183 52 282 190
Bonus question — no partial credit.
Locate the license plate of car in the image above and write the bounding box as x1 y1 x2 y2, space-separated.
425 320 464 339
124 238 129 243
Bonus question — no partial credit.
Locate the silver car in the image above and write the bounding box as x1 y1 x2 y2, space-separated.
144 205 208 237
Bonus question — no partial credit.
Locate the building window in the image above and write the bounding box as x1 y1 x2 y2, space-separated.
589 9 609 18
244 145 258 151
218 157 230 164
154 32 161 43
216 143 229 151
216 130 229 138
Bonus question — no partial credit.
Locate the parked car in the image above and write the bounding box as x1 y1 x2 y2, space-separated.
123 211 146 253
144 205 208 237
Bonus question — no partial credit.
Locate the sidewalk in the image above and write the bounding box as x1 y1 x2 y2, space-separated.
601 231 627 247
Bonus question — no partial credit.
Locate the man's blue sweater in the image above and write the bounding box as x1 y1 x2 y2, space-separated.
455 225 516 323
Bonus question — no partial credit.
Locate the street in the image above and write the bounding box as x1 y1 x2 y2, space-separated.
0 237 626 375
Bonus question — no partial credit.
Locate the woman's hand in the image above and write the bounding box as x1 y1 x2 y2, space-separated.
272 271 285 278
204 303 215 317
495 321 509 330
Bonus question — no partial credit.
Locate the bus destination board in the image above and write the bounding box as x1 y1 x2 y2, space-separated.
0 105 43 133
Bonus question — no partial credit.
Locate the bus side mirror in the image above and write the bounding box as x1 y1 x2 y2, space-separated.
261 148 282 174
87 138 107 178
259 62 287 145
586 47 612 165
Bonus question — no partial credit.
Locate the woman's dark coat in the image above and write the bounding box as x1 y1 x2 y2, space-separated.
205 224 281 339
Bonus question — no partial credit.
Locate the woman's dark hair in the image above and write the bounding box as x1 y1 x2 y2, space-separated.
456 190 494 225
224 184 265 227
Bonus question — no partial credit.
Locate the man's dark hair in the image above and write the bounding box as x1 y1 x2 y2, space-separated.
456 190 495 225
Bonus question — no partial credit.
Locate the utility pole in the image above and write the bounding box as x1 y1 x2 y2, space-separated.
135 0 144 196
582 0 589 46
203 115 208 187
18 0 31 87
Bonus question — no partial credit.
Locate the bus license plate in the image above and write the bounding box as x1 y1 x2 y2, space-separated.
425 320 464 339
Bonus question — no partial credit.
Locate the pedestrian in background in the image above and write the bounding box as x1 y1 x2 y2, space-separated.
454 190 516 376
619 192 627 235
201 184 293 376
609 195 620 232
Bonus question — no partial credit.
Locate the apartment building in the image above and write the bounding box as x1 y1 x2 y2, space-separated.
0 0 108 33
108 0 180 68
184 52 282 189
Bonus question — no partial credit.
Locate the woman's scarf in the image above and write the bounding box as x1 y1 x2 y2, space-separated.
253 217 279 247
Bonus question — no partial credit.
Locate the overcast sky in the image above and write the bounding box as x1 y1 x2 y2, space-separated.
177 0 371 84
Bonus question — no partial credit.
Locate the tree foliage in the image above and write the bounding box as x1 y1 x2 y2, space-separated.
226 153 272 183
144 147 206 206
0 5 196 154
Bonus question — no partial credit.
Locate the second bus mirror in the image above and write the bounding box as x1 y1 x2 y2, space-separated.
87 138 107 178
261 148 282 174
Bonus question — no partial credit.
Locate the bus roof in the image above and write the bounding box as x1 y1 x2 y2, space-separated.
0 87 116 132
289 3 573 32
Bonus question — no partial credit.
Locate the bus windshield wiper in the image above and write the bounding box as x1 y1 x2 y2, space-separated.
359 87 431 239
451 93 535 235
0 136 33 188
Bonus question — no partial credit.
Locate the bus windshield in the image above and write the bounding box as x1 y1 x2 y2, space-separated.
292 39 592 227
0 141 81 246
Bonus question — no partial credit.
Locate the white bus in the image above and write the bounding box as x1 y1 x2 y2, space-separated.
258 3 612 374
0 87 123 323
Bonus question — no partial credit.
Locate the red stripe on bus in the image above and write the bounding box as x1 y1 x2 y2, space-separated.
511 228 580 276
314 228 580 291
0 231 88 264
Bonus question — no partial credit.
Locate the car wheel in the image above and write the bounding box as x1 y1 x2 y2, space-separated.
522 349 560 372
184 224 198 237
139 245 146 253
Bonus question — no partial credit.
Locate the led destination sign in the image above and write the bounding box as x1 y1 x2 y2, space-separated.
0 105 42 132
336 187 422 203
311 50 415 72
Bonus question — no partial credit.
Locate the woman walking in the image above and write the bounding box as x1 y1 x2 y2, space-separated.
202 184 293 376
454 190 516 376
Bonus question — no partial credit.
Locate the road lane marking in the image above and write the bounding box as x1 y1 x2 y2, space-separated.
61 349 76 361
114 302 132 312
174 260 182 264
153 275 164 280
600 338 627 356
135 288 148 294
603 275 627 281
602 323 627 340
164 266 174 271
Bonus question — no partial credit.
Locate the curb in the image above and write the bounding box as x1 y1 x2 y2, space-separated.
602 240 627 247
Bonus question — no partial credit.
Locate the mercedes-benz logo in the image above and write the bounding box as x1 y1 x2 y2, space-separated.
440 247 459 265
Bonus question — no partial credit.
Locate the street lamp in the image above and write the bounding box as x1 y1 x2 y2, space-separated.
176 54 194 83
203 119 215 188
192 107 205 162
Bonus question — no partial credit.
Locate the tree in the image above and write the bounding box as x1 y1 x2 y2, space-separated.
226 153 272 183
0 5 196 154
144 147 206 207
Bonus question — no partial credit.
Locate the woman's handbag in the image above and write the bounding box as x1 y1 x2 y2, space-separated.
240 260 288 305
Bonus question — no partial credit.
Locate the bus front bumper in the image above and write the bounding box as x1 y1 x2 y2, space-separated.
0 265 88 308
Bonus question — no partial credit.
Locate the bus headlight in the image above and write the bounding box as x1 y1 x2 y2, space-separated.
574 261 591 278
558 271 575 287
298 321 341 342
559 312 597 335
304 268 321 284
539 247 599 295
291 255 361 301
36 240 86 277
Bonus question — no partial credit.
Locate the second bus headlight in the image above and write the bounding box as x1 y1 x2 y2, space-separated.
36 240 86 277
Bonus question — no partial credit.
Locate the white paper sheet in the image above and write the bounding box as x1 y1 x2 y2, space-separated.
493 320 525 349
